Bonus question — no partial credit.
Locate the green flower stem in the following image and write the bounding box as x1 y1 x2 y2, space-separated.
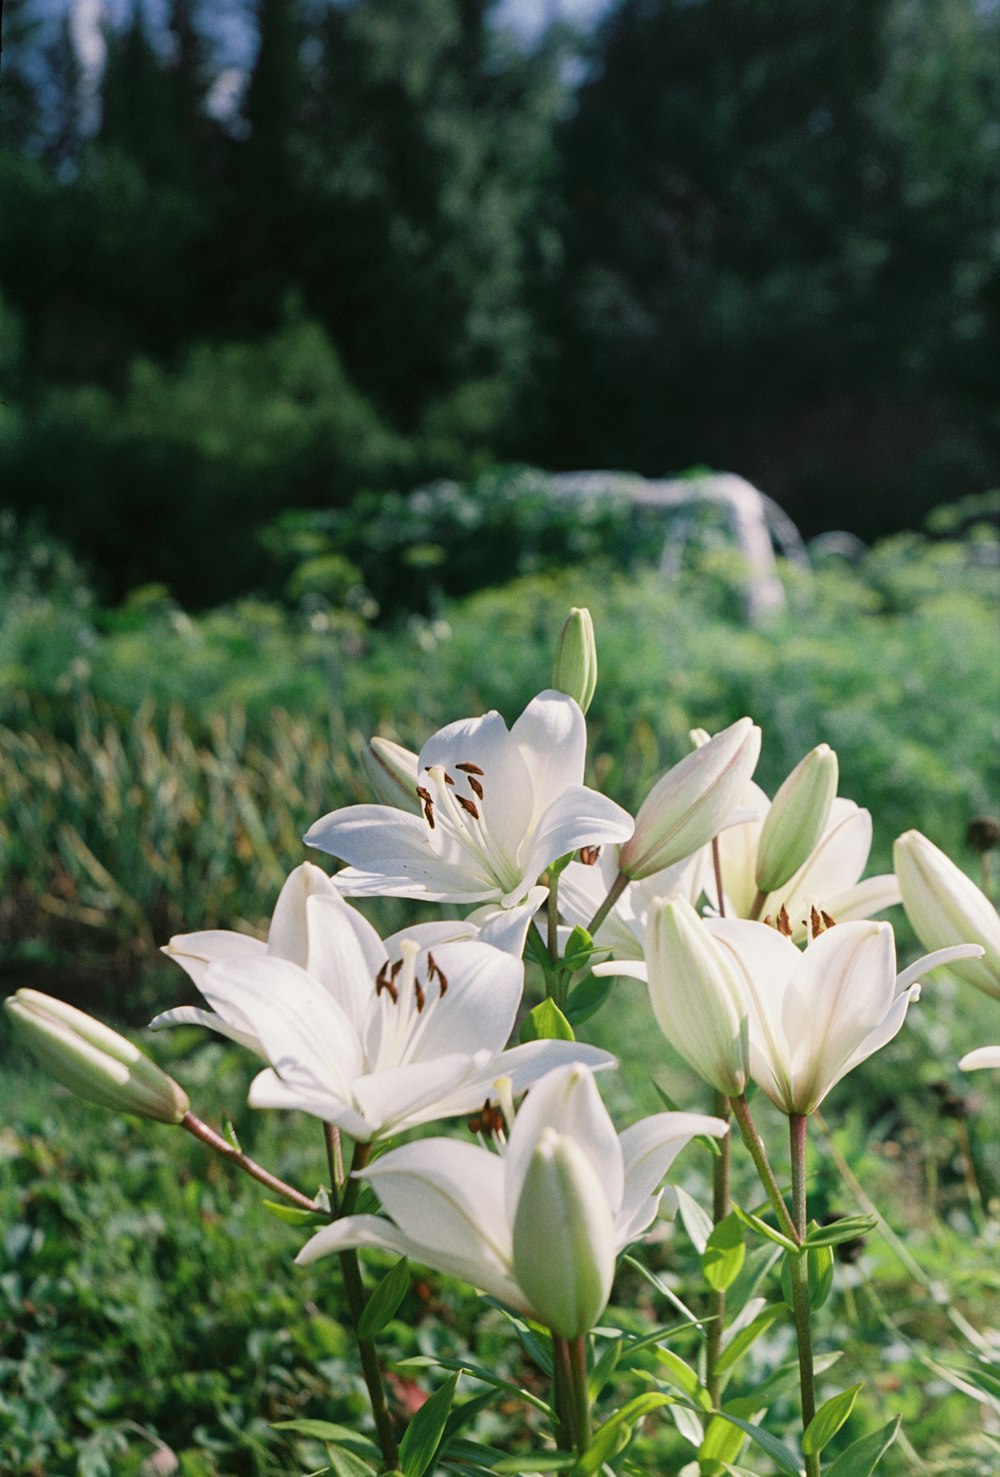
547 873 561 965
585 869 630 939
330 1138 400 1473
552 1334 591 1459
706 1092 732 1413
728 1095 800 1245
180 1111 322 1213
747 886 768 922
789 1112 820 1477
527 924 564 1006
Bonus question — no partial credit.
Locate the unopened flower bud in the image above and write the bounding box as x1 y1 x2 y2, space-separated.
360 736 421 812
552 607 598 715
6 989 190 1124
512 1127 615 1338
894 831 1000 999
755 744 839 895
619 718 761 880
647 899 750 1096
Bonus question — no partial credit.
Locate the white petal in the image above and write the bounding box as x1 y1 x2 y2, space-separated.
781 802 872 910
365 1137 511 1265
505 1064 624 1222
592 959 649 982
825 873 902 924
304 894 387 1035
267 862 339 965
202 956 363 1103
307 807 498 900
162 930 266 995
616 1112 728 1246
467 889 549 954
410 1039 616 1126
510 690 587 813
350 1049 497 1136
421 709 535 863
895 942 986 996
959 1046 1000 1071
248 1067 374 1140
148 1004 265 1056
294 1212 528 1312
518 786 634 899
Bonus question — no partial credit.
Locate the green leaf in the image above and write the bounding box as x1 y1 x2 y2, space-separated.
271 1421 380 1459
732 1205 798 1253
652 1347 712 1409
491 1456 575 1473
702 1212 746 1292
324 1450 379 1477
588 1335 622 1401
803 1385 864 1456
398 1371 460 1477
826 1416 902 1477
675 1183 715 1254
357 1256 410 1340
519 998 575 1042
565 971 614 1027
261 1199 327 1226
802 1216 876 1249
699 1411 802 1477
700 1411 749 1467
569 1392 674 1475
393 1353 553 1417
780 1243 834 1311
563 925 596 971
716 1304 785 1376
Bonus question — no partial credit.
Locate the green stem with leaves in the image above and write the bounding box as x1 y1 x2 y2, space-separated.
552 1334 591 1460
789 1112 820 1477
330 1138 400 1473
585 869 629 939
728 1094 799 1245
706 1091 731 1412
181 1111 322 1213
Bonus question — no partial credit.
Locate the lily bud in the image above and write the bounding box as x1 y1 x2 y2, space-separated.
647 899 750 1096
512 1127 615 1338
755 744 839 895
894 831 1000 999
619 718 762 880
359 736 421 813
552 607 598 715
6 989 190 1124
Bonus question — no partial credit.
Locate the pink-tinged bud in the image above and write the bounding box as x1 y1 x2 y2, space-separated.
552 607 598 715
894 831 1000 999
6 990 190 1124
755 744 839 895
647 899 750 1096
360 736 421 812
619 718 761 879
512 1127 615 1338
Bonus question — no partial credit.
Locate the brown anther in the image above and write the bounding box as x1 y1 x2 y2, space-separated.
821 909 837 931
580 845 601 866
468 775 484 800
810 905 823 938
467 1098 505 1139
762 913 773 928
444 772 456 786
375 963 398 1004
426 953 449 996
414 980 426 1013
422 797 436 829
456 762 485 775
776 905 793 937
456 794 480 820
390 958 404 981
416 785 432 804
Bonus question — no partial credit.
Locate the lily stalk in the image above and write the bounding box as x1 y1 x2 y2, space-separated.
789 1113 820 1477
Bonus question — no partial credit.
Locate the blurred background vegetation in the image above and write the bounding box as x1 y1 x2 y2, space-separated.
1 0 998 607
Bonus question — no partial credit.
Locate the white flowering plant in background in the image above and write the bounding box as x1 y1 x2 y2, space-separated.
7 607 998 1477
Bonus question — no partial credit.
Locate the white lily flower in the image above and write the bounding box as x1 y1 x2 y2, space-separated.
894 830 1000 998
295 1064 727 1334
705 916 984 1115
715 788 901 938
153 884 613 1142
304 690 634 909
958 1046 1000 1071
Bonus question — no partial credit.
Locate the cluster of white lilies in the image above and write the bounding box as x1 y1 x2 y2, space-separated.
9 609 999 1476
